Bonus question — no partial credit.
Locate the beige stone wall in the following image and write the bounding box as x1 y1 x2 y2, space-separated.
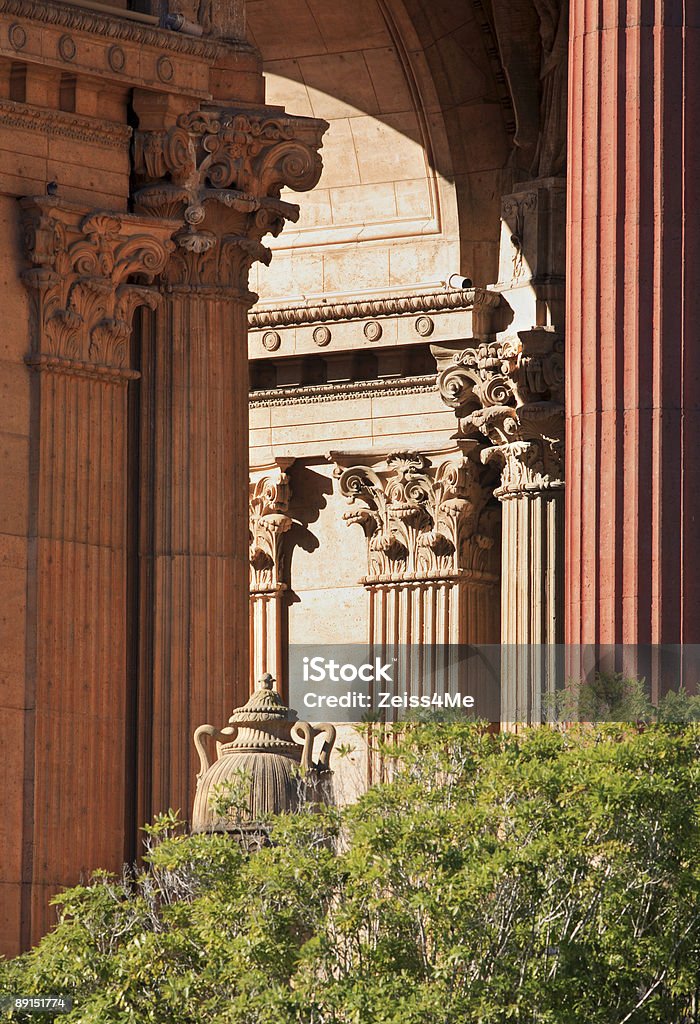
248 0 461 305
248 0 512 308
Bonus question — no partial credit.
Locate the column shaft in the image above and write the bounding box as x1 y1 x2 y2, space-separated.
27 366 133 943
141 292 250 822
500 489 564 721
566 1 700 644
19 199 173 943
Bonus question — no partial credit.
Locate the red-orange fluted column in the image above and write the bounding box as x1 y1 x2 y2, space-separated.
566 1 700 646
132 104 326 826
20 199 174 945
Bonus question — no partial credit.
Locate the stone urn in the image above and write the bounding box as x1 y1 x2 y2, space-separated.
191 674 336 832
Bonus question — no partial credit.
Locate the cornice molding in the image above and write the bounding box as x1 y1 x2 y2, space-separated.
0 98 132 149
0 0 223 57
249 288 502 330
249 374 437 408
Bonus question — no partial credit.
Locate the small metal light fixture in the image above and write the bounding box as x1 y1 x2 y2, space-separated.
162 12 204 36
447 273 474 289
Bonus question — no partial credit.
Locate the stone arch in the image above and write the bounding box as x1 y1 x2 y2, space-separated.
245 0 514 300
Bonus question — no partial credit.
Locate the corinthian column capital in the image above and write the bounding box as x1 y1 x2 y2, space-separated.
476 405 564 497
330 448 497 584
132 105 327 297
434 327 564 495
21 196 176 382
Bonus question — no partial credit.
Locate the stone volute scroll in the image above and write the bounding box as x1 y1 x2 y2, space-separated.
132 104 328 298
330 448 501 661
191 674 336 833
433 329 564 498
21 196 177 380
333 449 496 584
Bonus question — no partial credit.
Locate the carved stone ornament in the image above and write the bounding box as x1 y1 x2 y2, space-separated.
249 467 293 594
0 0 220 58
502 192 537 282
192 673 335 833
436 328 564 496
333 450 495 583
21 197 176 382
249 287 502 331
133 107 327 295
0 100 132 150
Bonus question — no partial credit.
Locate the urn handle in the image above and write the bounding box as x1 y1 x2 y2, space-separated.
193 724 237 778
293 721 337 772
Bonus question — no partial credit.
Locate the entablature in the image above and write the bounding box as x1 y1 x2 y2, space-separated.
0 0 230 99
248 287 512 363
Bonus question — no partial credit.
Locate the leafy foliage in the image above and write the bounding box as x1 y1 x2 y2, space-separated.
3 724 700 1023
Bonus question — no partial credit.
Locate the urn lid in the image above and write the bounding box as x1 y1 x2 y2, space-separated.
228 673 297 723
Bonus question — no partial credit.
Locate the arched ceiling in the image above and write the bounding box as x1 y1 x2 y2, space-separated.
245 0 515 304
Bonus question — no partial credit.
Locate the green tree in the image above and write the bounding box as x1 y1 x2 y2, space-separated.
3 724 700 1023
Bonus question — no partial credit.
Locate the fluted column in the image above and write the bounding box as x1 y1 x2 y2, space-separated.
479 408 564 722
567 1 700 647
436 329 564 722
333 449 501 710
132 103 326 823
249 460 294 696
20 198 174 943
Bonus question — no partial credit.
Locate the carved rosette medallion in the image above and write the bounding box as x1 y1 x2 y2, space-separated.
333 450 496 584
9 23 27 49
21 197 176 383
108 45 126 72
262 330 281 352
415 315 434 337
363 320 382 342
249 468 293 593
133 107 327 298
58 34 76 61
436 329 564 498
313 325 331 346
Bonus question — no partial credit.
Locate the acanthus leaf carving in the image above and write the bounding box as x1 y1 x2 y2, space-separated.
333 450 497 583
133 107 327 294
476 405 564 497
21 197 175 380
435 328 564 495
249 466 293 593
